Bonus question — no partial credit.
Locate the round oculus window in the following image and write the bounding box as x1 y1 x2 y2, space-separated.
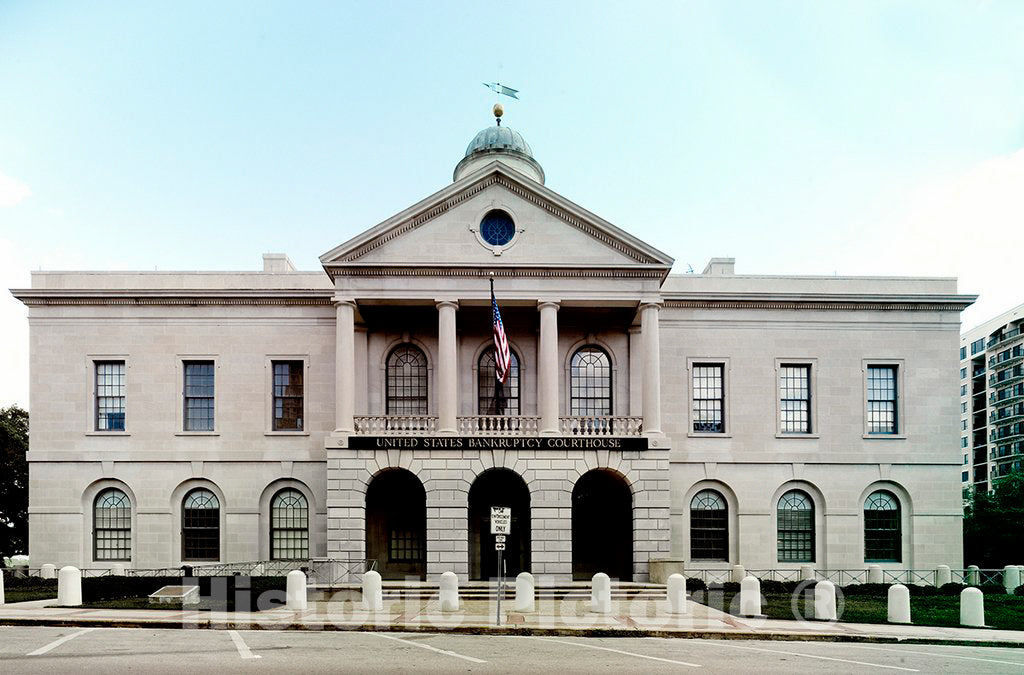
480 210 516 246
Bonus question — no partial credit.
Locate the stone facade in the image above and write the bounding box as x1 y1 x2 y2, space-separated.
12 120 973 581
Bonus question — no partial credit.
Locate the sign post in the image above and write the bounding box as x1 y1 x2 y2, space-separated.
490 506 511 626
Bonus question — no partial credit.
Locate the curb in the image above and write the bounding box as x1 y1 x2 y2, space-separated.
2 616 1023 649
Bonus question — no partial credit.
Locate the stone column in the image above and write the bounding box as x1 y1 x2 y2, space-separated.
640 302 662 435
538 301 560 435
436 300 459 434
334 300 356 433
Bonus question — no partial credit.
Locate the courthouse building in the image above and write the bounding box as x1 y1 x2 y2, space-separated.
13 113 974 581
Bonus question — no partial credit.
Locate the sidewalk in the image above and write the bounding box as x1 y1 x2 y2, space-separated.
2 595 1023 647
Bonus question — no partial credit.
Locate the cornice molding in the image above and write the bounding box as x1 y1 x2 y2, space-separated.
12 289 333 307
320 265 667 279
664 298 973 311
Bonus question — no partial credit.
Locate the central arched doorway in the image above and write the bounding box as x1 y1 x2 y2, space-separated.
572 469 632 581
365 469 426 580
469 469 531 580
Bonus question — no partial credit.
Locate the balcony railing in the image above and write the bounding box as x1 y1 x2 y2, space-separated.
351 415 643 437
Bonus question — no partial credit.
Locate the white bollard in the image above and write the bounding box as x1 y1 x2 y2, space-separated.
591 572 611 614
967 565 980 586
40 564 56 580
362 570 383 612
57 566 82 606
514 572 535 613
667 573 687 614
739 576 762 617
731 565 746 584
439 571 460 612
960 587 985 627
110 564 126 576
813 580 837 621
887 584 911 624
799 564 815 581
867 564 883 584
1003 565 1021 594
935 565 952 588
286 569 307 611
0 568 5 605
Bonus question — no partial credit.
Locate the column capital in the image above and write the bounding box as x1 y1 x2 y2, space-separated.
639 300 663 311
435 299 460 311
537 300 561 312
332 298 357 308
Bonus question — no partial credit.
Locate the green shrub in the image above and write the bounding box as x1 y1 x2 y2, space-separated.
939 582 967 595
1013 585 1024 596
979 583 1007 595
684 577 706 592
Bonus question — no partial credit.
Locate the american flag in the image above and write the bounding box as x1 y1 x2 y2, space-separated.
491 284 511 384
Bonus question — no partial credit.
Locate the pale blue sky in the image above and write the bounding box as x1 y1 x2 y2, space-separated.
2 1 1024 407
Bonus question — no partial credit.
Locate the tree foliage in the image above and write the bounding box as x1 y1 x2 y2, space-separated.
0 405 29 561
963 470 1024 568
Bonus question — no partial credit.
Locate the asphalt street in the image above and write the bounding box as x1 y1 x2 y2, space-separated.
2 625 1023 673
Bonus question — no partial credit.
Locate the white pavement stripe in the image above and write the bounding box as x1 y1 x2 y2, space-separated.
691 639 919 672
27 628 96 656
537 637 702 668
849 644 1024 667
368 633 487 664
228 630 262 660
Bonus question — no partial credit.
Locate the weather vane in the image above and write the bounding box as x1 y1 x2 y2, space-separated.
483 82 519 125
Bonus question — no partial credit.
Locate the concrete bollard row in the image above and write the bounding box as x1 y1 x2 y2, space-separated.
40 564 56 580
813 579 837 621
739 576 762 617
110 564 126 576
286 569 307 611
731 565 746 584
887 584 910 623
799 564 815 581
935 565 951 588
961 587 985 627
515 572 535 613
667 573 687 614
591 572 611 614
966 565 980 586
0 568 5 605
439 571 459 612
867 564 882 585
363 570 383 612
57 566 82 606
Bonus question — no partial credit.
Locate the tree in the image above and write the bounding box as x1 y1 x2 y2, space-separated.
963 470 1024 568
0 405 29 562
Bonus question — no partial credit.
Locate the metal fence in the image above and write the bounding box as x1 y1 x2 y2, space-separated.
683 567 1013 588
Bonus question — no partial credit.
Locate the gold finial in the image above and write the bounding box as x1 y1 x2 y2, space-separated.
493 102 503 125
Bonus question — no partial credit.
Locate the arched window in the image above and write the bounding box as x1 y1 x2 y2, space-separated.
478 348 520 415
690 489 728 561
570 346 612 416
94 488 131 561
864 490 901 562
777 490 814 563
182 489 220 561
386 345 428 415
271 489 309 560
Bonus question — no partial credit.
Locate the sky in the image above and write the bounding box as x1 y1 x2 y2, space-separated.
1 0 1023 409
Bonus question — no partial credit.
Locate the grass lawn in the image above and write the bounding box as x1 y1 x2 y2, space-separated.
699 590 1024 630
4 589 58 603
73 597 192 611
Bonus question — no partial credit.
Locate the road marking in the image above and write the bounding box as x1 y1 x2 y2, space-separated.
849 644 1024 667
228 630 262 659
368 632 487 664
536 637 701 668
27 628 96 656
691 639 919 672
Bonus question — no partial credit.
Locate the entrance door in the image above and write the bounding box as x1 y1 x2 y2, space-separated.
468 469 531 580
572 469 632 581
365 469 426 580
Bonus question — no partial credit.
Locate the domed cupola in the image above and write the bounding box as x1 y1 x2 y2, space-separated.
453 105 545 184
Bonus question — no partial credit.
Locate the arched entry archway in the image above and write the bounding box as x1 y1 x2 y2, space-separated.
572 469 632 581
469 469 530 580
366 469 426 580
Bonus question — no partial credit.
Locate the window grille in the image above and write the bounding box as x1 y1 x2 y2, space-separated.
867 366 897 434
864 490 901 562
94 488 131 561
777 490 814 562
779 365 811 433
96 361 125 431
692 364 724 433
386 345 428 415
271 489 309 560
690 489 728 560
570 347 611 416
272 361 304 431
184 361 214 431
183 489 220 561
478 348 520 415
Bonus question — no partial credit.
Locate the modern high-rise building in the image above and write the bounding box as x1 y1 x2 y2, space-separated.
960 303 1024 493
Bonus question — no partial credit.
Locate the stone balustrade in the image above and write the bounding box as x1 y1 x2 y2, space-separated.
351 415 643 437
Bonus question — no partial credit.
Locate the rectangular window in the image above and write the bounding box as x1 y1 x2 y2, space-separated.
961 367 967 380
779 365 812 434
692 364 725 433
961 402 968 413
961 384 967 396
962 471 969 482
95 361 126 431
866 365 898 434
972 338 985 355
961 437 968 448
183 361 215 431
272 361 304 431
960 346 967 360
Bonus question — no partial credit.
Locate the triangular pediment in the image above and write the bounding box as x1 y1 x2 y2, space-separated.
320 162 673 275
